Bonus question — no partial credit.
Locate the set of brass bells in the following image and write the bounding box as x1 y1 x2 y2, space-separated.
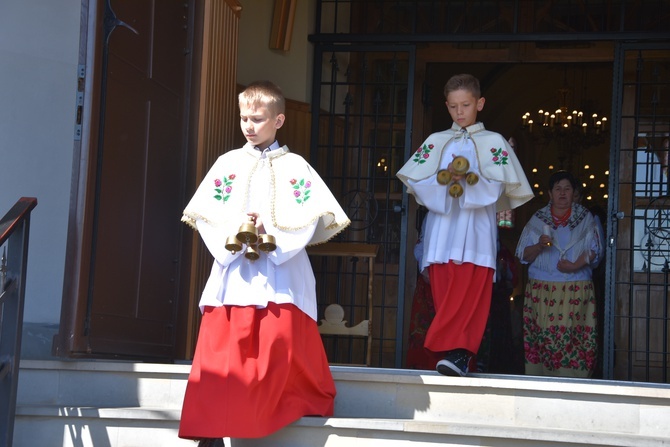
225 217 277 261
436 156 479 198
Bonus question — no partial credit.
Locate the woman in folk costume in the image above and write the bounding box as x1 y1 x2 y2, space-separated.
397 74 533 377
515 170 603 378
179 81 350 445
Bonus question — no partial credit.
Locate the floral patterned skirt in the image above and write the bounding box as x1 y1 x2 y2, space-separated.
523 278 598 378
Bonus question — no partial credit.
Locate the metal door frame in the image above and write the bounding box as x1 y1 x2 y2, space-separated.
605 41 670 381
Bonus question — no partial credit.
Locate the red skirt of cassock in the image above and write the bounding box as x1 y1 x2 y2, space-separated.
425 262 494 355
178 303 336 439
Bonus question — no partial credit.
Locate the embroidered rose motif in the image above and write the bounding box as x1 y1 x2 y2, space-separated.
490 147 509 166
412 143 434 164
214 174 236 202
290 178 312 204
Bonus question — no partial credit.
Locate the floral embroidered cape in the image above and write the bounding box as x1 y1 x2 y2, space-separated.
182 144 350 246
396 122 534 211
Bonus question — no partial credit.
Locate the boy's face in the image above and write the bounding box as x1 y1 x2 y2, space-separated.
445 89 485 128
239 104 285 150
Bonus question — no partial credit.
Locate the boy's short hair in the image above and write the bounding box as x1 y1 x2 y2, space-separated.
444 74 481 99
239 80 286 116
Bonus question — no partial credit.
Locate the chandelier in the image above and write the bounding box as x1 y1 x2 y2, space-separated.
521 65 608 149
521 93 608 150
519 67 610 207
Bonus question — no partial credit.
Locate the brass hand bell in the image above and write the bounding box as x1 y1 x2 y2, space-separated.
465 172 479 185
451 156 470 175
437 156 480 198
224 216 277 261
236 216 258 245
225 235 243 254
448 183 464 198
245 245 260 261
437 169 453 185
258 234 277 252
437 156 469 185
453 156 479 185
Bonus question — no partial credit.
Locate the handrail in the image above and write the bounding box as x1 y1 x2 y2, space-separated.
0 197 37 246
0 197 37 447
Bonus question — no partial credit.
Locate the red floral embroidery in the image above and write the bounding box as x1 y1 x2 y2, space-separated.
214 174 235 202
290 178 312 204
412 143 434 164
490 147 509 166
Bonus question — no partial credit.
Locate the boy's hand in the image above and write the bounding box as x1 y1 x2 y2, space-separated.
447 154 465 181
247 212 266 234
446 167 464 181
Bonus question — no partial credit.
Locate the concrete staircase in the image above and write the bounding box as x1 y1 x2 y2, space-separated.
13 360 670 446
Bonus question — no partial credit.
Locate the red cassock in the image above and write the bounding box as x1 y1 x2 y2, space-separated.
179 303 336 439
425 262 493 355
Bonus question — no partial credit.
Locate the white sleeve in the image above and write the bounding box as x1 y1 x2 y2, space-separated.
263 220 317 265
460 175 504 209
407 176 454 215
195 220 243 266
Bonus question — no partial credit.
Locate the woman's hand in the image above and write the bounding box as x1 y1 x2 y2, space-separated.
556 258 580 273
522 238 551 263
556 252 591 273
538 234 552 247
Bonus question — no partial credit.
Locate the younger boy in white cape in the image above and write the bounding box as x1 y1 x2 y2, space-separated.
397 73 533 377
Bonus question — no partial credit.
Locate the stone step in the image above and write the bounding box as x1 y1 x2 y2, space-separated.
333 367 670 437
14 406 670 447
14 405 193 447
234 416 670 447
12 360 670 446
16 360 190 409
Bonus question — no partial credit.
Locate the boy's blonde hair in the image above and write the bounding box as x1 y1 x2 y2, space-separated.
444 74 481 99
239 80 286 116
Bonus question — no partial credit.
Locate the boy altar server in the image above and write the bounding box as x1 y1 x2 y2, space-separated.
397 73 533 377
179 81 350 445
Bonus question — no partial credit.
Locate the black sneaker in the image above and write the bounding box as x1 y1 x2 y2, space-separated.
436 349 471 377
198 439 224 447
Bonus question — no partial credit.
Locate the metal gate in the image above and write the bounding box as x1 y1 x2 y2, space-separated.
606 43 670 382
310 46 415 367
309 0 670 379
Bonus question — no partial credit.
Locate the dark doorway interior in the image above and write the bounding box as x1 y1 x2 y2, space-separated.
411 62 613 375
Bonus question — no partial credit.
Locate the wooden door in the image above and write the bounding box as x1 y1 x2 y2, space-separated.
88 0 191 358
56 0 193 360
55 0 242 361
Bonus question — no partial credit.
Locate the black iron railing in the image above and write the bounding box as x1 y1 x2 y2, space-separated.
0 197 37 447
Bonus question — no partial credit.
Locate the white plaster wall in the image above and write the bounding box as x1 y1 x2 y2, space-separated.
237 0 315 102
0 0 81 324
